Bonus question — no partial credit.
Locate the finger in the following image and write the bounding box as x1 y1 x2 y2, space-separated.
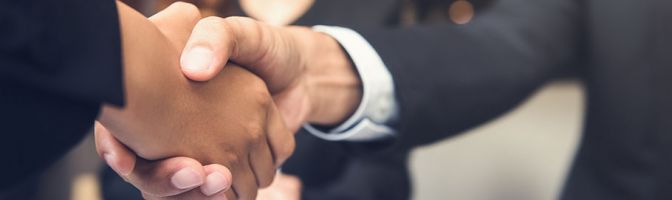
127 157 208 197
248 135 277 188
148 1 202 50
231 158 260 200
200 164 233 196
180 16 277 82
265 102 296 167
142 189 230 200
94 121 135 177
180 16 234 81
96 122 210 197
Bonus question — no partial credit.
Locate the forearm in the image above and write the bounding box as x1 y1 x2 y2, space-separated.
98 1 187 159
115 0 185 106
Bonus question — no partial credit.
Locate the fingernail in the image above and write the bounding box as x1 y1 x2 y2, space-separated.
171 168 203 189
181 46 214 72
201 172 229 196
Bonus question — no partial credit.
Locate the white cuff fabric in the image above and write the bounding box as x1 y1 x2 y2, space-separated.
303 25 399 142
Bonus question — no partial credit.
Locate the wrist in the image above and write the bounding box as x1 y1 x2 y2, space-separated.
99 2 188 160
297 28 362 126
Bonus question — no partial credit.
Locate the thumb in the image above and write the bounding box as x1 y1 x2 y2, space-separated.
180 16 304 90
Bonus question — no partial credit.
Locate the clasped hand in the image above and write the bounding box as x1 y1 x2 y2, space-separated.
96 1 361 199
95 2 299 199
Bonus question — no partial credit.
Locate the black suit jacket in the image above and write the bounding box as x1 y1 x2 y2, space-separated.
0 0 123 192
282 1 415 200
287 0 672 199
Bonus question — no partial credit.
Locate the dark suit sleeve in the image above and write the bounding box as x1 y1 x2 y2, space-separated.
356 0 582 149
0 0 123 190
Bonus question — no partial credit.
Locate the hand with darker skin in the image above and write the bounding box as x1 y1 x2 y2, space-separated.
97 9 354 200
96 4 230 199
99 64 292 200
96 2 295 199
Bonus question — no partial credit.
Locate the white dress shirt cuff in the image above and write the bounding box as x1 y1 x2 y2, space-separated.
303 25 399 142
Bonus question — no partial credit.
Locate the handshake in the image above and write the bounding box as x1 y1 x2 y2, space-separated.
95 2 362 199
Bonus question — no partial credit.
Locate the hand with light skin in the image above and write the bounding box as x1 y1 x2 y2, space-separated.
96 2 295 199
178 16 364 131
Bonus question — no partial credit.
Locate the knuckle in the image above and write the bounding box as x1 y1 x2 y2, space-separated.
259 171 277 188
246 77 272 106
255 91 272 107
224 16 260 36
222 151 242 167
244 122 265 143
275 132 296 166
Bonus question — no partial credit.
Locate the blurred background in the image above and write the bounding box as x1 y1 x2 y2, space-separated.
26 0 584 199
